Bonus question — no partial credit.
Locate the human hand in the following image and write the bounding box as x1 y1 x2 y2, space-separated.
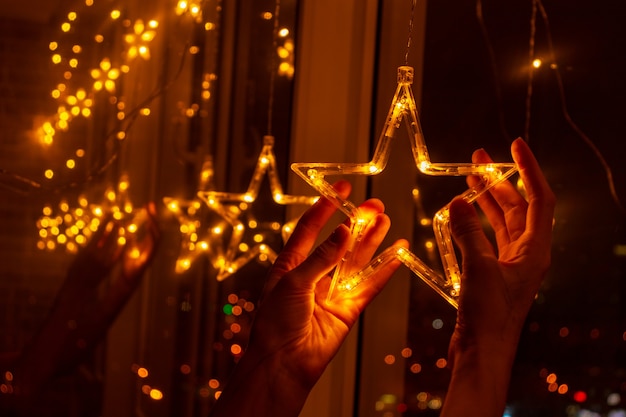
449 137 555 355
66 202 160 290
209 181 406 417
441 138 555 417
7 203 160 407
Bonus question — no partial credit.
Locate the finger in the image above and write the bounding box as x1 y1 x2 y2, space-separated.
122 203 161 281
287 223 352 291
511 138 556 246
471 148 528 243
344 239 408 309
280 180 351 262
93 217 124 266
262 181 351 300
449 197 495 263
347 212 390 268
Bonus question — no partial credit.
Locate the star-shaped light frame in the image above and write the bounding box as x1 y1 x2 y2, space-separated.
197 135 318 281
163 157 230 273
291 66 518 308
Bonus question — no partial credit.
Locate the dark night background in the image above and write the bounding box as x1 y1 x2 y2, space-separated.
404 0 626 415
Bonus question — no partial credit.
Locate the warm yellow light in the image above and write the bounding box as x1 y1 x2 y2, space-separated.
49 42 58 51
149 389 163 400
533 58 542 68
278 62 293 77
277 47 290 59
278 28 289 37
66 159 76 169
111 10 121 19
61 22 71 32
44 170 54 179
52 54 62 64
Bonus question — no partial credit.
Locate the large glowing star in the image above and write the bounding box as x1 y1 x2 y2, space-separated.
291 66 518 308
197 135 318 281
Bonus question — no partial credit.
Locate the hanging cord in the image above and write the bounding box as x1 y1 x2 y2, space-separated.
533 0 625 214
266 0 281 136
475 0 513 143
404 0 417 65
524 0 538 142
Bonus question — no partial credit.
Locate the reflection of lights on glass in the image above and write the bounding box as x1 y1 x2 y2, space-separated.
91 58 120 92
432 318 443 329
125 19 158 60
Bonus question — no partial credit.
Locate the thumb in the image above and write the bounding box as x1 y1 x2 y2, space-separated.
449 198 493 260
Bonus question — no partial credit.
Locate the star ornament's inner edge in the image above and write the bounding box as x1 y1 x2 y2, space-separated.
290 65 519 308
194 135 319 281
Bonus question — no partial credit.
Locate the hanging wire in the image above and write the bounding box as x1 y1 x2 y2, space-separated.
476 0 624 214
524 0 538 142
475 0 513 143
533 0 625 214
405 0 417 65
266 0 281 136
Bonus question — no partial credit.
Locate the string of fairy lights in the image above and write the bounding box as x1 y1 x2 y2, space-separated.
34 1 179 253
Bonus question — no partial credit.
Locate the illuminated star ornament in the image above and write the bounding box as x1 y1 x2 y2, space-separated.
197 135 318 281
163 157 230 274
291 66 518 308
